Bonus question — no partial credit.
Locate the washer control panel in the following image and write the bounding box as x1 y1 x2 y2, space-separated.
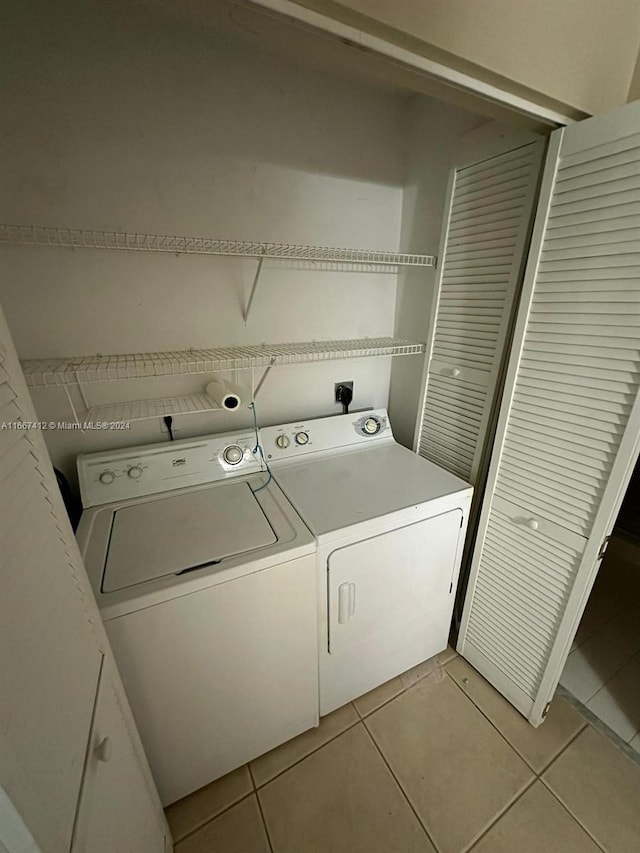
262 408 392 462
78 431 261 508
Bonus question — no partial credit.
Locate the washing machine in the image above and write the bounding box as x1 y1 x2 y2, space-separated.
262 409 473 715
76 428 318 805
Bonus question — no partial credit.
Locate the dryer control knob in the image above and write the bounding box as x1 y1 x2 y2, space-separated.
362 416 381 435
275 434 290 449
99 471 115 485
127 466 143 479
223 444 244 465
295 431 309 446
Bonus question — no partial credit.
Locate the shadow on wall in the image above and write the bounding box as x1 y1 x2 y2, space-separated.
1 0 408 233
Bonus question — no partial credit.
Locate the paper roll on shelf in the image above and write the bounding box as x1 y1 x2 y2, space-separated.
205 380 243 411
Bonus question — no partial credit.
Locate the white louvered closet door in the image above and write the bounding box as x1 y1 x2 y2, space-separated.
416 141 544 483
458 100 640 725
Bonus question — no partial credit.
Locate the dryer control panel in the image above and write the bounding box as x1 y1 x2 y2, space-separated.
78 430 261 508
261 408 392 463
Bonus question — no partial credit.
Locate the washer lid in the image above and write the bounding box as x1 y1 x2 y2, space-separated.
102 482 277 592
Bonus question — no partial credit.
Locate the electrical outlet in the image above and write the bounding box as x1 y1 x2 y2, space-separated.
335 381 353 402
160 416 180 438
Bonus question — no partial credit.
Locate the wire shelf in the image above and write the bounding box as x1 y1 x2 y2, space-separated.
22 337 426 387
86 394 220 423
0 224 436 267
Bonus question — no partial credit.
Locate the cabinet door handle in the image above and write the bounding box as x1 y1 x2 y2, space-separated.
338 582 356 623
95 736 112 763
526 518 539 531
451 367 461 378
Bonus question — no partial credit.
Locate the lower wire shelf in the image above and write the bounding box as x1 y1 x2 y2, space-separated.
21 337 426 387
85 394 221 423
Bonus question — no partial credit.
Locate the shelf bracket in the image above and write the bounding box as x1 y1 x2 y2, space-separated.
243 252 265 325
63 384 84 431
253 358 276 399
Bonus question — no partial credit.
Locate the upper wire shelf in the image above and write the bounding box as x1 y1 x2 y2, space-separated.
0 224 436 267
21 337 426 387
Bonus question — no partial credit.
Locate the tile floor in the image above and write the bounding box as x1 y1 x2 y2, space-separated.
166 646 640 852
560 538 640 751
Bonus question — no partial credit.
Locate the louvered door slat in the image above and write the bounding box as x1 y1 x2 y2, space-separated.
417 141 544 483
460 101 640 724
558 132 640 171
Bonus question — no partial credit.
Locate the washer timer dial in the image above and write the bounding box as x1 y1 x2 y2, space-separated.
127 465 143 479
275 434 290 449
223 444 244 465
295 431 310 446
99 470 115 485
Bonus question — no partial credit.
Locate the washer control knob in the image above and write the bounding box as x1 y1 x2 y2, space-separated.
362 416 381 435
295 431 310 446
223 444 244 465
275 434 290 449
127 465 143 479
99 471 115 485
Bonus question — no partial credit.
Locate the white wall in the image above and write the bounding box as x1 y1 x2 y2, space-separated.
293 0 640 116
0 0 410 482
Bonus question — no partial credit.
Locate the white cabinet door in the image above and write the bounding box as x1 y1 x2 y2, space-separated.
72 657 167 853
0 301 168 852
459 100 640 725
416 140 544 483
327 512 463 655
0 305 102 853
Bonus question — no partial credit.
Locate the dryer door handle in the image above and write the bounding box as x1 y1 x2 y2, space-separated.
338 582 356 623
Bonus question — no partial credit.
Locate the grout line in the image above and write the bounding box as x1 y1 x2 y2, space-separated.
444 668 588 777
247 762 257 791
253 786 275 853
535 724 587 777
444 671 539 771
356 652 458 721
360 719 442 853
355 688 404 720
539 777 607 852
170 791 255 844
463 776 538 853
253 715 361 789
557 685 640 770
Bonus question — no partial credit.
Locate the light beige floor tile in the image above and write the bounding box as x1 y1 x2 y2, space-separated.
366 675 533 853
250 702 358 787
447 656 586 772
354 647 457 718
586 653 640 743
258 724 435 853
543 725 640 852
165 765 253 842
353 676 404 717
439 644 459 665
472 782 601 853
174 795 270 853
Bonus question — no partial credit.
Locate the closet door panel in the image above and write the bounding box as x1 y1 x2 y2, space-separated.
459 100 640 725
417 141 544 483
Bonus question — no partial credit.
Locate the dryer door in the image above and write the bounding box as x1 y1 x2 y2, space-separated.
327 509 463 655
